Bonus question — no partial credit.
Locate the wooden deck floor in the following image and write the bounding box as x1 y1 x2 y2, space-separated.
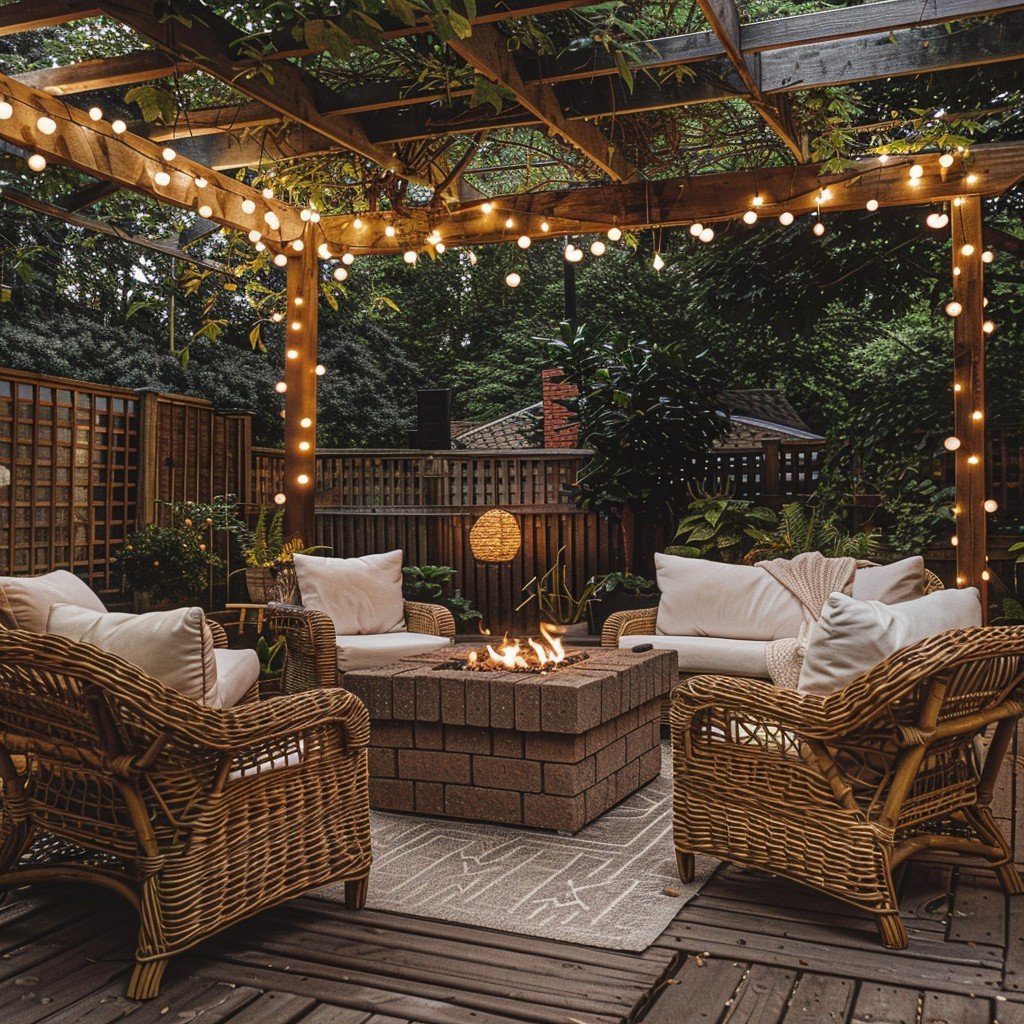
2 860 1023 1024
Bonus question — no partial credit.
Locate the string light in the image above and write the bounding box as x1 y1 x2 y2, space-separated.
300 209 311 222
27 154 46 172
866 199 879 212
945 300 963 317
0 101 12 120
194 176 207 189
983 320 996 334
317 243 332 260
752 195 764 207
504 217 514 229
971 409 983 421
297 474 310 486
943 436 961 451
36 116 56 135
286 349 298 359
262 187 274 199
982 569 991 581
153 170 170 187
742 210 757 225
965 173 978 185
333 267 348 281
699 227 715 243
310 211 320 223
403 249 417 264
505 271 521 287
541 221 550 233
87 106 103 121
293 296 303 306
264 211 280 230
299 441 311 451
517 235 531 249
566 246 583 263
951 535 958 546
925 212 948 229
985 499 998 512
241 198 256 215
909 163 924 179
248 229 262 243
435 242 445 254
960 243 975 256
291 239 304 252
111 119 126 134
352 217 363 229
982 250 994 264
275 381 287 394
652 252 665 271
967 455 980 465
426 230 441 245
939 153 955 168
818 187 832 202
290 320 301 331
255 241 266 252
271 312 283 323
273 253 288 267
384 225 396 238
813 221 826 237
878 154 889 163
315 364 326 376
161 146 177 161
481 202 493 213
300 417 312 428
689 223 703 237
341 252 355 266
590 239 606 256
779 211 794 226
274 493 286 505
607 226 622 241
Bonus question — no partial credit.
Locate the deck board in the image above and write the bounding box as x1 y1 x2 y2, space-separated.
2 862 1024 1024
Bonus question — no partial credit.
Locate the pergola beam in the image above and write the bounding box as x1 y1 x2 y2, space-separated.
0 1 99 36
318 144 1024 252
445 23 636 181
15 51 190 96
0 71 304 243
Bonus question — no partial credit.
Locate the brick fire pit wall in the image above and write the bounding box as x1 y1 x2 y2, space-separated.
344 645 677 833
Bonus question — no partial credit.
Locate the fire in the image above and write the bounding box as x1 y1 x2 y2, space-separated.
463 624 572 673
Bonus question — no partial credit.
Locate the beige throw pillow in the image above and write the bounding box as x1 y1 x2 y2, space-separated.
654 552 805 642
852 556 925 604
0 570 106 633
797 588 982 696
47 604 219 705
293 550 406 636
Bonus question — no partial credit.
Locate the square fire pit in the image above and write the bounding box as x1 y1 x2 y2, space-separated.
344 644 676 833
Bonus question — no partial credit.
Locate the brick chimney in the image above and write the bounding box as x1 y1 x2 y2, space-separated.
542 369 579 448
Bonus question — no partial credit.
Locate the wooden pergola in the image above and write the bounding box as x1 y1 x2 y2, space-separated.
2 0 1023 603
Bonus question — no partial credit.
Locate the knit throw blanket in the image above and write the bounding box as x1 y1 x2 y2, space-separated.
756 551 857 689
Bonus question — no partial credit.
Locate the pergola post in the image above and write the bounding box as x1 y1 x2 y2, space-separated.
950 194 987 610
283 225 319 545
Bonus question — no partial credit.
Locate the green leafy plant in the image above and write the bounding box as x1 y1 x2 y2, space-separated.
402 565 482 626
589 571 658 596
746 501 880 563
118 524 222 605
255 635 287 679
517 547 600 625
667 485 778 563
241 507 327 567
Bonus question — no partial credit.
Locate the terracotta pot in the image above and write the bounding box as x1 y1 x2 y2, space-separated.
244 566 277 604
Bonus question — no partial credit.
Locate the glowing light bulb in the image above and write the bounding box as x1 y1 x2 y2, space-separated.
271 312 283 323
36 116 56 136
352 217 363 229
310 211 320 223
972 410 983 421
590 240 606 256
241 198 256 215
273 253 288 267
161 146 177 162
689 223 703 237
293 297 303 307
248 229 262 243
194 176 207 189
0 101 13 120
198 204 213 218
299 209 311 222
982 569 991 581
435 242 445 254
297 474 310 486
567 246 583 263
154 170 170 187
274 492 286 505
743 210 757 225
983 320 995 335
27 153 46 172
467 250 477 266
652 252 665 271
954 383 962 392
264 211 280 230
945 300 963 317
384 225 396 238
541 221 550 233
87 106 103 121
939 153 954 168
262 187 274 199
779 211 795 225
951 535 958 546
333 267 348 282
699 227 715 242
315 364 325 376
504 217 514 229
505 271 521 288
607 226 622 241
290 321 301 331
299 441 311 451
275 381 287 394
286 349 298 360
752 195 764 207
342 252 355 265
944 436 961 451
968 455 980 465
961 243 975 257
481 202 493 213
926 212 948 229
909 163 924 179
985 499 998 513
300 417 312 429
866 198 879 212
403 250 417 264
517 235 531 249
818 187 833 202
255 241 265 252
111 119 126 134
966 173 978 185
982 250 994 264
317 243 332 260
813 221 826 237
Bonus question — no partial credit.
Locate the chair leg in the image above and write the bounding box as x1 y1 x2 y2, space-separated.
965 805 1024 895
127 958 167 1000
676 849 695 884
345 874 369 909
874 911 909 949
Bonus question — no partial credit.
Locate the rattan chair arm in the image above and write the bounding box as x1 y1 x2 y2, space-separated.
207 619 229 649
267 601 338 691
601 607 659 647
404 600 456 639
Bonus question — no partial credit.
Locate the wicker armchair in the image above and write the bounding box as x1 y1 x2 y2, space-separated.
0 629 372 999
268 596 456 693
670 625 1024 948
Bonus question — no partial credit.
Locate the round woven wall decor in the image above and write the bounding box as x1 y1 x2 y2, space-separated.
469 508 522 563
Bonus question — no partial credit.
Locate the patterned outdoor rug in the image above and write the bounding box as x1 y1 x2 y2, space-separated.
316 744 716 951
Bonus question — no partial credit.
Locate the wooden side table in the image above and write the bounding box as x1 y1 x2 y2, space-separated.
225 602 267 634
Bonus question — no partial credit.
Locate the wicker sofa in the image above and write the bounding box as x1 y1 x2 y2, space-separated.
670 626 1024 947
0 629 372 999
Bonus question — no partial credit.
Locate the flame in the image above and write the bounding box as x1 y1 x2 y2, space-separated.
474 627 568 672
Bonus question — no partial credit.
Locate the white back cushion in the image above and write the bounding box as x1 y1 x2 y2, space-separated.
0 570 106 633
655 553 805 641
852 556 925 604
797 588 982 696
294 550 405 636
47 604 219 705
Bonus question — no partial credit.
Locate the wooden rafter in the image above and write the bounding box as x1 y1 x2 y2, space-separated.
0 0 99 36
445 23 635 181
0 71 303 243
95 0 422 183
15 52 190 96
317 143 1024 252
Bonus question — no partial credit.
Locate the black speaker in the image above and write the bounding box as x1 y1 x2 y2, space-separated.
416 389 452 450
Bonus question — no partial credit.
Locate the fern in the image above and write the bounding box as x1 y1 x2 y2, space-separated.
746 502 878 563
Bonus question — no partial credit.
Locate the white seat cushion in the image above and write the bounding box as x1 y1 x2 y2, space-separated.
797 588 983 696
213 647 261 708
47 604 218 705
336 632 452 673
852 557 925 604
654 553 804 642
294 550 405 636
620 634 770 678
0 570 107 633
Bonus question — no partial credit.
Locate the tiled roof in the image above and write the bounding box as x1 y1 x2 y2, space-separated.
715 415 824 451
720 390 815 433
453 403 542 449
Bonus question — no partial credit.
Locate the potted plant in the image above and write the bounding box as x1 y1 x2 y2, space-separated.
586 571 659 635
402 565 482 629
118 521 223 607
516 546 599 637
667 484 779 564
239 506 327 603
